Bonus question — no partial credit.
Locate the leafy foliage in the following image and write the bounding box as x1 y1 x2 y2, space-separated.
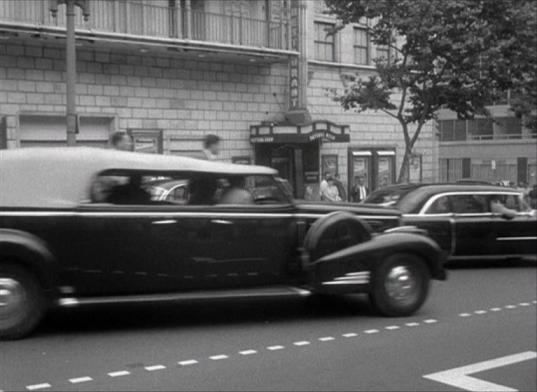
325 0 537 182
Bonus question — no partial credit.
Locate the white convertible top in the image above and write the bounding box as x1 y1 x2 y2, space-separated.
0 147 276 208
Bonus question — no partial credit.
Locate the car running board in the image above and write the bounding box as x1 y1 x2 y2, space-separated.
57 286 312 307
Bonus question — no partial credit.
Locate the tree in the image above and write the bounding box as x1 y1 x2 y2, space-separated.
324 0 537 182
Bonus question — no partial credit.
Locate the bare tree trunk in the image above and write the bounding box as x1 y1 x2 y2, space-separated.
397 120 426 183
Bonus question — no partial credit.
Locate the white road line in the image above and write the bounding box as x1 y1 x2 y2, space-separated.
145 365 166 371
533 300 537 304
423 351 537 392
239 350 257 355
178 359 198 366
293 341 310 346
424 319 438 324
490 307 502 312
405 322 419 326
364 329 379 334
459 313 472 317
519 302 530 306
267 345 285 351
474 310 487 315
385 325 400 330
69 377 93 384
319 336 335 341
26 384 51 391
108 371 130 378
505 305 517 309
209 355 228 360
342 332 358 337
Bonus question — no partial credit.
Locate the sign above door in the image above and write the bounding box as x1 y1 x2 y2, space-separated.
249 120 350 144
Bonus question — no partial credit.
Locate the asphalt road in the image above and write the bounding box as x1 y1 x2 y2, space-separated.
1 260 536 392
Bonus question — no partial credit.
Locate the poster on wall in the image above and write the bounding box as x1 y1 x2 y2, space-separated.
353 157 369 181
129 129 163 154
378 157 393 188
321 155 338 177
409 154 422 182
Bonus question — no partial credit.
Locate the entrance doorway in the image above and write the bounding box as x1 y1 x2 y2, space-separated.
254 143 319 199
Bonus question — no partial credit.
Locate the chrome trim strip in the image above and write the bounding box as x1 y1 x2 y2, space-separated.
496 236 537 241
449 254 531 260
57 286 312 307
321 280 369 285
0 211 398 220
418 191 523 215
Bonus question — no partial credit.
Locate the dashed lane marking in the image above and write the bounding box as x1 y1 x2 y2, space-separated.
319 336 335 341
238 350 257 355
519 302 530 306
178 359 198 366
209 355 228 361
68 377 93 384
108 371 130 378
26 384 51 391
490 307 502 312
267 345 285 351
505 305 517 309
293 341 311 346
144 365 166 371
424 319 438 324
342 333 358 337
364 329 379 334
474 310 487 315
459 313 472 317
405 322 420 326
385 325 400 330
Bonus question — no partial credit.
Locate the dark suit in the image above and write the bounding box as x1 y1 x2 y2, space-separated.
351 185 369 203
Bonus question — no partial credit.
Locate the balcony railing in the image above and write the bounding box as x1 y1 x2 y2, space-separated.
0 0 290 51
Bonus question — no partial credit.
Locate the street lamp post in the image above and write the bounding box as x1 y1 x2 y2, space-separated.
49 0 90 146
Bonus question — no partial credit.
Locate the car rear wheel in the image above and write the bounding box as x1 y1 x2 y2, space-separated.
369 254 430 317
0 263 45 340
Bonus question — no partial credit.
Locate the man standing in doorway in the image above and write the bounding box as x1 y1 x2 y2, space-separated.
351 175 368 203
202 134 220 161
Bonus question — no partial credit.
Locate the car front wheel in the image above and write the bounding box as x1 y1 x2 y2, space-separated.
369 254 430 317
0 263 45 340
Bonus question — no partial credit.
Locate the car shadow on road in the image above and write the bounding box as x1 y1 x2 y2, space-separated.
446 257 536 270
35 294 376 339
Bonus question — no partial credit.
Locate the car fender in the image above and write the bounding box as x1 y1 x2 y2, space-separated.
0 229 58 293
310 232 446 293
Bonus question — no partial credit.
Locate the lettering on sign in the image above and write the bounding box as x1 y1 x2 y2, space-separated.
289 0 300 110
250 136 275 143
309 131 336 142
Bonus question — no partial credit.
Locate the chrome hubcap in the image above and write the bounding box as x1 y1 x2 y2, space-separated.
385 266 418 304
0 278 24 319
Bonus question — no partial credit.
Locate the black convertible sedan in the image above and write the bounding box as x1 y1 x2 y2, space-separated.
0 147 445 339
364 183 537 260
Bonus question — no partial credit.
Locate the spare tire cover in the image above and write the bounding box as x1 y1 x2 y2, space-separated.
303 211 372 263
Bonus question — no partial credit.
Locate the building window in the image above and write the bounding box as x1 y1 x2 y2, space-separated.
375 45 390 61
314 21 335 62
353 27 369 65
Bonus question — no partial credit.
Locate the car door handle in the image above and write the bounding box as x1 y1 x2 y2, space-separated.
210 219 233 225
151 219 178 225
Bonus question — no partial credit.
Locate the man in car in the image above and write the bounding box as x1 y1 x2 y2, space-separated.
489 195 518 219
219 176 254 204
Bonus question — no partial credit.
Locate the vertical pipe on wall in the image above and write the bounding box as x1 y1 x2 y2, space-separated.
65 0 77 146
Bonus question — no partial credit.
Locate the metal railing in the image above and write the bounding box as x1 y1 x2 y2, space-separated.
0 0 289 50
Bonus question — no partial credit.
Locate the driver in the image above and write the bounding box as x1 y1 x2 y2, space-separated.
489 195 517 219
219 176 254 205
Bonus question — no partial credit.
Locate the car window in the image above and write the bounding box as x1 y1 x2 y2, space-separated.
488 193 524 212
449 194 488 214
425 196 451 214
88 172 289 206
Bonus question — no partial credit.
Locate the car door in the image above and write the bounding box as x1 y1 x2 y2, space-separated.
187 175 296 289
488 193 537 256
403 194 455 255
450 193 498 257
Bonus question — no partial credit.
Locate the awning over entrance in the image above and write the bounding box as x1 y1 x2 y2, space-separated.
249 120 350 144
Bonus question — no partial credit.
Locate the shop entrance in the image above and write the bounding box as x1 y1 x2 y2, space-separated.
254 143 319 199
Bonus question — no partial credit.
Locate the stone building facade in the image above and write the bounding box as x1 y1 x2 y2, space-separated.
0 0 438 199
